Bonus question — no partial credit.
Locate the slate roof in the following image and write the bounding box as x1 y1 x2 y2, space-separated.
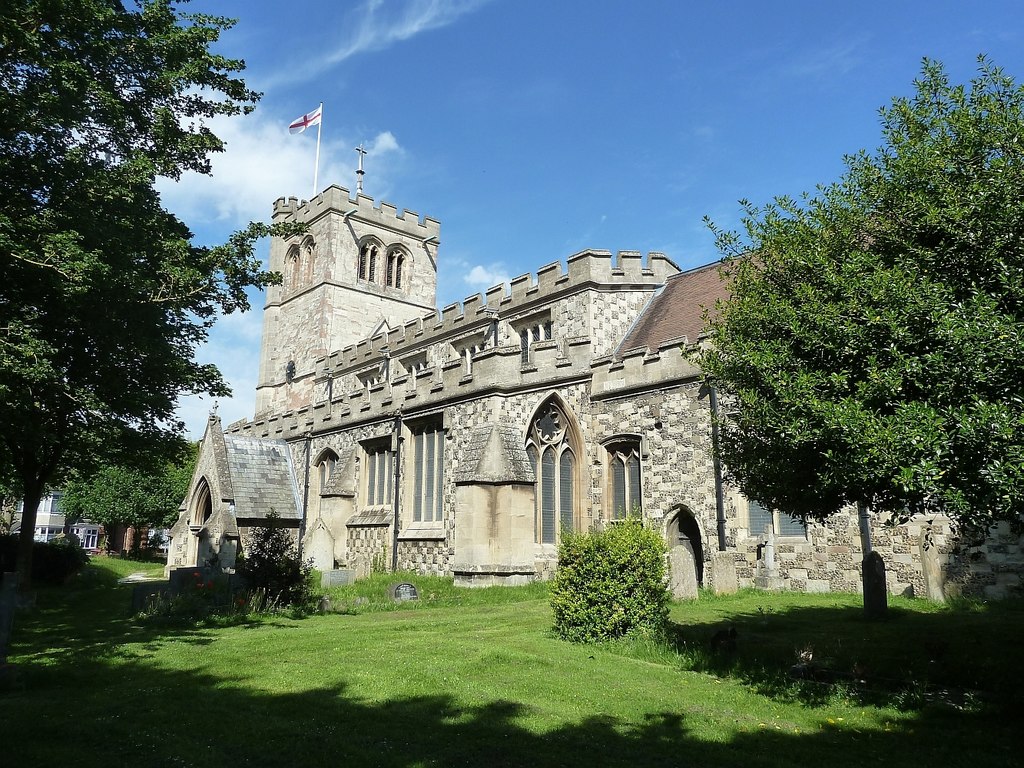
617 260 730 355
223 434 302 520
453 425 535 484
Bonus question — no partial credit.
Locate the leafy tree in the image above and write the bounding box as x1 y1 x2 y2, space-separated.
699 58 1024 542
61 444 197 551
0 1 298 590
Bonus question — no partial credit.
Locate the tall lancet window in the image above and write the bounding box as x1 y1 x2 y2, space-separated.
525 400 579 545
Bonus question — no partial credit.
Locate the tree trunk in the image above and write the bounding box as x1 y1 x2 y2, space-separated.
16 480 44 596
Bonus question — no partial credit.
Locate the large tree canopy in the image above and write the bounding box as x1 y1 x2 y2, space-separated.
62 445 196 550
699 58 1024 540
0 1 295 589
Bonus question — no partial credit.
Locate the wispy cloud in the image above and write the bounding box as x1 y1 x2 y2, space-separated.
784 37 868 80
265 0 492 87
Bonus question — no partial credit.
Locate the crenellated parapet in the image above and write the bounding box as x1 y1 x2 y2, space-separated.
590 341 702 400
272 184 440 240
309 249 678 379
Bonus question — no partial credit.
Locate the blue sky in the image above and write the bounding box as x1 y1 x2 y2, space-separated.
160 0 1024 437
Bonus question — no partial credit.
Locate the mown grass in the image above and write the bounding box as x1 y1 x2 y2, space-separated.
1 560 1020 768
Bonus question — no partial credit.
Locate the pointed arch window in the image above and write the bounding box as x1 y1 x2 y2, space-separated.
606 439 642 519
386 249 406 290
358 241 380 282
316 449 339 494
525 400 579 544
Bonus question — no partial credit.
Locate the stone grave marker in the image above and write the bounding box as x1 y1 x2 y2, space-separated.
862 551 888 620
668 545 699 600
389 582 419 602
711 551 738 595
919 529 946 602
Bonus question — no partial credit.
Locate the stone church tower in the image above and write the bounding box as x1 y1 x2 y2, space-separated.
255 185 439 414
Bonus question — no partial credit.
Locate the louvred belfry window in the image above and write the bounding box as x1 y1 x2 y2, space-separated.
525 400 578 544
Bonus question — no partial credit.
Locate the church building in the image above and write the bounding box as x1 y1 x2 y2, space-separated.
167 185 1023 599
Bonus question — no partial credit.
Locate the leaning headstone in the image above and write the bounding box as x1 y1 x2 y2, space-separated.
668 545 699 600
919 529 946 603
389 582 419 602
0 573 17 664
862 551 888 620
711 551 738 595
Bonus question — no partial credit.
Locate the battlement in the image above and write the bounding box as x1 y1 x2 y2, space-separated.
271 184 440 239
590 342 701 399
305 249 679 376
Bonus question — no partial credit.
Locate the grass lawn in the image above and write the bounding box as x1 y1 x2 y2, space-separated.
1 560 1020 768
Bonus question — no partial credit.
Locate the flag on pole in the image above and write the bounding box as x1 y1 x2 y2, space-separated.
289 105 322 134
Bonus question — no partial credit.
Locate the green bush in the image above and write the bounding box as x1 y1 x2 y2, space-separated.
236 511 313 608
0 534 89 585
550 517 670 642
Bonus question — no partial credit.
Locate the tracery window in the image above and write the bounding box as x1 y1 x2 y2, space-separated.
525 400 578 544
606 439 642 518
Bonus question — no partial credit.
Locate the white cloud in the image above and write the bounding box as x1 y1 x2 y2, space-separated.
157 112 404 230
465 263 511 289
263 0 493 88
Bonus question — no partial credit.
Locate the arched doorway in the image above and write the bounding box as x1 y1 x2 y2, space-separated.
188 479 214 567
666 506 705 597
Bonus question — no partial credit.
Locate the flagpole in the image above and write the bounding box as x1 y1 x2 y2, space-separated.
312 101 323 197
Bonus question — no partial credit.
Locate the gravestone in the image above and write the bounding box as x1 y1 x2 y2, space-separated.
668 545 699 600
862 551 888 619
0 573 17 664
389 582 419 602
711 551 738 595
919 529 946 602
321 569 355 588
131 582 171 614
754 530 785 591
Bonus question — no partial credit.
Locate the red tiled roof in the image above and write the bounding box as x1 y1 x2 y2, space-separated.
617 260 730 355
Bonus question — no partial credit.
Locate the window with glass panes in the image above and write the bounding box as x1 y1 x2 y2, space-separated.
525 401 577 544
748 499 806 537
606 440 642 518
411 424 444 522
364 443 394 506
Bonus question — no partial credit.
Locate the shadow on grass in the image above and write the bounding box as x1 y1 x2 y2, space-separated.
2 570 1020 767
666 597 1024 712
1 652 1019 768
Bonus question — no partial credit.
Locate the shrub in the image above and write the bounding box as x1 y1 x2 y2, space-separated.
0 534 89 585
236 511 313 608
550 517 670 642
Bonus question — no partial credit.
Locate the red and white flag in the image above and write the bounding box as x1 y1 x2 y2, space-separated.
289 105 322 134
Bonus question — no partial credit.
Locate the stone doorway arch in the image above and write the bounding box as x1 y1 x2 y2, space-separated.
188 478 215 567
666 506 705 599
